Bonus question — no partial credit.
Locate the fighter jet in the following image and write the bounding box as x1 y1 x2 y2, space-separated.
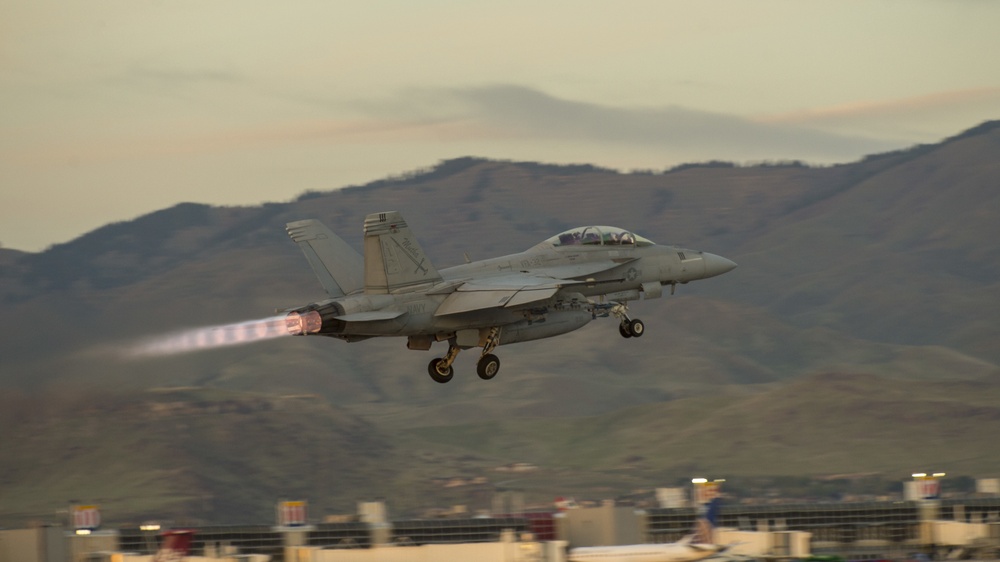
283 211 736 383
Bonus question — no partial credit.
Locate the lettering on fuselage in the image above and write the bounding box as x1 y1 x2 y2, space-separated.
407 302 427 314
520 256 543 268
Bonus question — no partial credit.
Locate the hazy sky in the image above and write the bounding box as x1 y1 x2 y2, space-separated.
2 0 999 252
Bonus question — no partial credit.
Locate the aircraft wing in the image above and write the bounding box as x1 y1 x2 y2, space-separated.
334 310 406 322
530 258 636 280
434 273 582 316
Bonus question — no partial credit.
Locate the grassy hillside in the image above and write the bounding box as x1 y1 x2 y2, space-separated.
405 373 1000 499
2 122 999 525
0 388 400 527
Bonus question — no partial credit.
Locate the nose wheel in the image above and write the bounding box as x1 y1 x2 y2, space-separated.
609 303 644 338
625 318 644 337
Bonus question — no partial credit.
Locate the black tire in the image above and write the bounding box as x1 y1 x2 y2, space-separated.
428 358 454 383
628 318 645 337
619 323 633 338
477 354 500 380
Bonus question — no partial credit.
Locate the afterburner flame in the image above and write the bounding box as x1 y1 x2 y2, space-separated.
126 315 292 357
285 310 322 335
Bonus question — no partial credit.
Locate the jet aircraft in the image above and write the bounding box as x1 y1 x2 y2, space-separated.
283 211 736 383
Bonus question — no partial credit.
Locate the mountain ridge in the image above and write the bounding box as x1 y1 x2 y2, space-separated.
2 121 998 524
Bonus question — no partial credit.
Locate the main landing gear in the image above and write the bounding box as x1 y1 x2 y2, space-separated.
477 354 500 380
427 345 459 384
427 327 503 384
424 303 646 383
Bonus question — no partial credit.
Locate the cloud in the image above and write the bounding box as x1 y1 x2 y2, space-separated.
365 84 903 162
752 87 1000 141
757 87 1000 124
199 83 907 162
98 63 248 105
7 83 909 169
114 65 243 87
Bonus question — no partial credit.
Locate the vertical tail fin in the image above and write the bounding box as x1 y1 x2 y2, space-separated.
363 211 442 293
286 219 364 297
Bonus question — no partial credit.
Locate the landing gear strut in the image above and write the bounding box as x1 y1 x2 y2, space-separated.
476 327 502 380
427 341 460 384
611 303 644 338
426 327 504 383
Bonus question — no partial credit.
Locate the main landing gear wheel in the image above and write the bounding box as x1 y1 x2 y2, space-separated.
428 358 454 384
619 323 633 338
477 354 500 380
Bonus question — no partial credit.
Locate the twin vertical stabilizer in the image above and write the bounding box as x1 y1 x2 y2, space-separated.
286 219 364 297
287 212 440 298
363 211 442 293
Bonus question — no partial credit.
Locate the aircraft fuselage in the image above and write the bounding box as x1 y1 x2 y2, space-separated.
284 215 736 382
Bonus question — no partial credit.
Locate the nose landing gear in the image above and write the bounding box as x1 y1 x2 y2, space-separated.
610 303 644 338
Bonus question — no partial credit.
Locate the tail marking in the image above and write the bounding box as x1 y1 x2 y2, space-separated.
363 211 442 293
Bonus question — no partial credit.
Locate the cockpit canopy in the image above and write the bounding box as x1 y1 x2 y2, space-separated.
545 226 654 247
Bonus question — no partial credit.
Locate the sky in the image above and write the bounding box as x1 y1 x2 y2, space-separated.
2 0 999 252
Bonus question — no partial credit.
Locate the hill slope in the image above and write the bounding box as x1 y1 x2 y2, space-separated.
408 372 1000 479
1 121 998 524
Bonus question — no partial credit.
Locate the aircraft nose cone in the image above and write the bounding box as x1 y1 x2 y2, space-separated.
702 253 737 278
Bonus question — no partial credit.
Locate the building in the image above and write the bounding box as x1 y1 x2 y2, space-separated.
4 498 1000 562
